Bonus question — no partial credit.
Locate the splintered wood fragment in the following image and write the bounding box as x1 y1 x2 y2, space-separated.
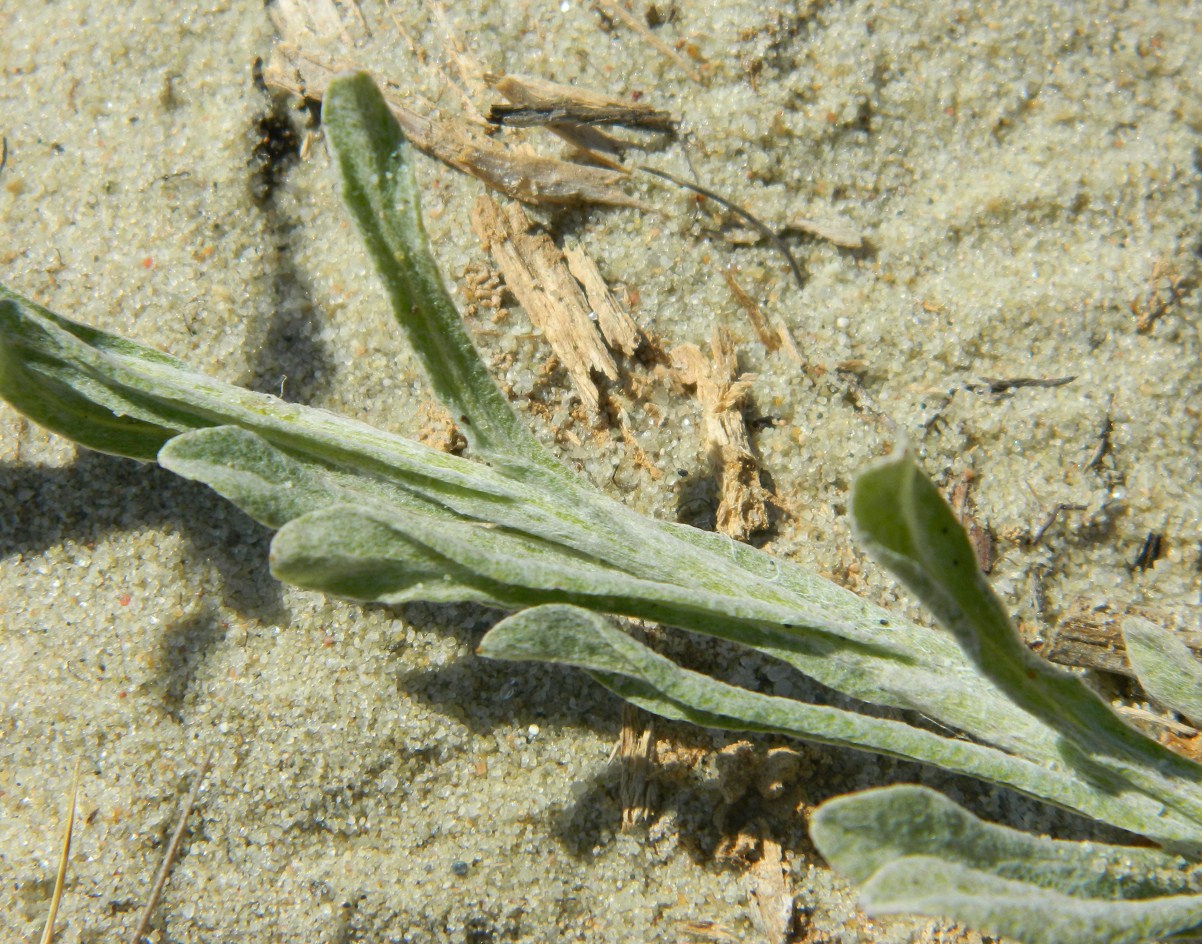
746 836 794 944
593 0 705 83
487 73 677 132
264 46 643 208
616 702 657 830
563 245 644 355
673 329 771 539
1043 601 1201 677
486 72 650 168
471 195 619 415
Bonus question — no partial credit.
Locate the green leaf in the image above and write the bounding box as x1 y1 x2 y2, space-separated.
269 504 510 606
862 856 1202 944
478 606 1202 842
0 291 201 460
1124 617 1202 728
161 426 362 528
812 786 1202 944
811 785 1196 898
158 425 460 529
322 72 554 470
851 452 1202 831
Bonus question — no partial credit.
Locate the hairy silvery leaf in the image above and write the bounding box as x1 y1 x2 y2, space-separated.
0 289 210 461
322 71 556 471
479 605 1202 845
1123 617 1202 728
851 453 1202 835
270 504 513 606
812 785 1198 898
479 605 1065 783
813 787 1202 944
861 856 1202 944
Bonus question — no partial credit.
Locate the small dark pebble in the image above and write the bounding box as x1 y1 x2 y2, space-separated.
451 860 470 876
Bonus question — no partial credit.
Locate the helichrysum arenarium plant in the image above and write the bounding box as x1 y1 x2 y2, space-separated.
3 73 1202 944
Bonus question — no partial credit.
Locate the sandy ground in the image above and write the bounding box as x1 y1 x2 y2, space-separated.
1 1 1200 942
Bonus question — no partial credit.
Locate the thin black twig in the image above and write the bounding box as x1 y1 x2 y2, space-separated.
488 103 676 133
638 164 806 291
969 376 1076 395
1082 412 1113 472
1029 502 1087 546
1130 531 1164 572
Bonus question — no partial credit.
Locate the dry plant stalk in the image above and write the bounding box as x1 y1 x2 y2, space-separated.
265 45 642 208
487 72 676 132
487 71 674 168
746 836 794 944
127 751 213 944
470 194 620 415
616 702 657 830
39 762 80 944
673 329 772 540
724 268 779 353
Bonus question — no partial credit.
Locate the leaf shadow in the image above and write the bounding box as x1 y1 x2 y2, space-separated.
393 611 1138 865
0 449 286 623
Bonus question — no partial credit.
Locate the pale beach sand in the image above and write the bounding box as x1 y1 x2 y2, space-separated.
1 2 1199 941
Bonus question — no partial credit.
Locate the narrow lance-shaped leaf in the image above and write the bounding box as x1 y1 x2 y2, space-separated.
478 605 1202 844
811 785 1198 898
0 290 199 461
812 787 1202 944
860 855 1202 944
322 72 559 472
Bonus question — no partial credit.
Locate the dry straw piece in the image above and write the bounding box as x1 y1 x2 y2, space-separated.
265 46 642 208
470 194 621 415
672 328 772 539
